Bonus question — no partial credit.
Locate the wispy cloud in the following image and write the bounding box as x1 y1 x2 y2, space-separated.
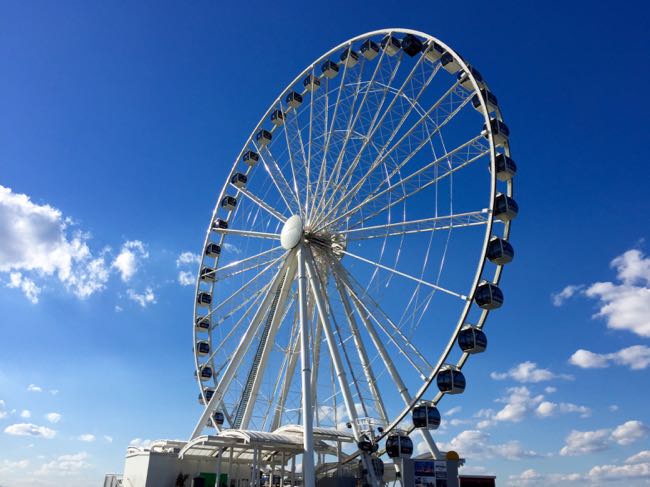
490 361 573 383
4 423 56 439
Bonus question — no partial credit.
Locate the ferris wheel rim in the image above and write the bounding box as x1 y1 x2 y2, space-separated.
190 27 515 461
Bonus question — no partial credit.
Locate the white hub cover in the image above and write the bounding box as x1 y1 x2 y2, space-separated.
280 215 303 250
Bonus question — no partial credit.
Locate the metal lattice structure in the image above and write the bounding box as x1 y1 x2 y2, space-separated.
190 28 517 486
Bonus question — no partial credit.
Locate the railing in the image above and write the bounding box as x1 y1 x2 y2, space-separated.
103 474 123 487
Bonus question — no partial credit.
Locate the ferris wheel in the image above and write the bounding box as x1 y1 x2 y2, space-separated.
190 28 517 484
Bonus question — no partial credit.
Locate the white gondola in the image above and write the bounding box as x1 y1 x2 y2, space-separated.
198 387 215 405
198 365 213 381
412 402 441 429
286 91 303 108
200 267 216 283
212 218 228 231
230 172 247 189
220 195 237 211
401 33 423 57
303 74 321 91
360 39 380 60
255 129 272 147
423 40 445 62
493 193 518 222
270 109 284 126
458 66 484 91
386 433 413 459
380 35 401 56
458 325 487 354
483 118 510 147
195 316 210 332
321 60 339 79
492 153 517 182
242 150 259 166
474 281 504 310
472 88 499 113
437 365 466 394
441 52 462 74
340 48 359 67
486 236 514 265
196 340 210 356
196 292 212 307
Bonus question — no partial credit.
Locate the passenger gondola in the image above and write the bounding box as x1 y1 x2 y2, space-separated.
472 89 498 113
422 40 445 62
437 366 466 394
340 48 359 67
483 118 510 147
303 74 321 91
492 153 517 181
412 402 441 429
401 34 423 57
243 150 259 166
458 325 488 354
441 52 462 73
255 129 272 147
493 193 518 222
196 292 212 307
195 316 210 332
220 196 237 211
230 173 248 189
196 340 210 355
198 365 213 381
200 267 216 283
205 242 221 258
474 281 504 310
458 66 484 91
486 236 514 265
286 91 303 108
380 35 401 56
321 60 340 79
360 39 380 60
386 433 413 458
270 109 285 126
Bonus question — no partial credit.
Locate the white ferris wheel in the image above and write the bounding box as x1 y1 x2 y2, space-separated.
190 28 517 484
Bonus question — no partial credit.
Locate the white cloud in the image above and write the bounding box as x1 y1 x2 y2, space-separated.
490 362 572 383
222 242 241 255
626 450 650 464
609 404 619 412
176 252 201 267
611 420 649 446
103 435 113 443
535 401 591 418
446 406 462 416
570 345 650 370
127 287 156 307
560 420 649 456
4 423 56 439
178 270 194 286
6 272 41 303
45 413 62 424
507 469 583 486
584 249 650 337
588 461 650 481
440 430 538 460
129 438 153 448
0 185 113 301
26 384 42 392
0 400 6 419
551 285 583 306
544 386 557 394
112 240 148 282
20 410 31 419
49 389 59 395
0 459 29 475
35 452 91 476
77 434 95 442
560 428 611 456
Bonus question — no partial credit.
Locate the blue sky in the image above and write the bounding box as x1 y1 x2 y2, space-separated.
1 1 649 485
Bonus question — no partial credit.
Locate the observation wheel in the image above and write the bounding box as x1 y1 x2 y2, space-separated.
191 28 517 484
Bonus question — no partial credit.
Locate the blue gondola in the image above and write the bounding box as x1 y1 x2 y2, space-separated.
412 402 441 429
200 267 216 283
472 89 498 113
221 196 237 211
199 365 213 380
230 173 248 189
303 74 321 91
255 129 272 147
197 292 212 307
492 154 517 182
380 35 401 56
340 48 359 67
321 60 340 79
458 325 488 354
243 150 259 166
286 91 303 108
401 34 423 57
483 118 510 147
441 52 462 73
486 237 514 265
493 193 519 222
474 281 504 310
205 242 221 258
270 109 284 126
423 40 445 62
437 366 466 394
195 316 210 332
386 433 413 459
458 66 484 91
196 340 210 355
360 39 380 60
